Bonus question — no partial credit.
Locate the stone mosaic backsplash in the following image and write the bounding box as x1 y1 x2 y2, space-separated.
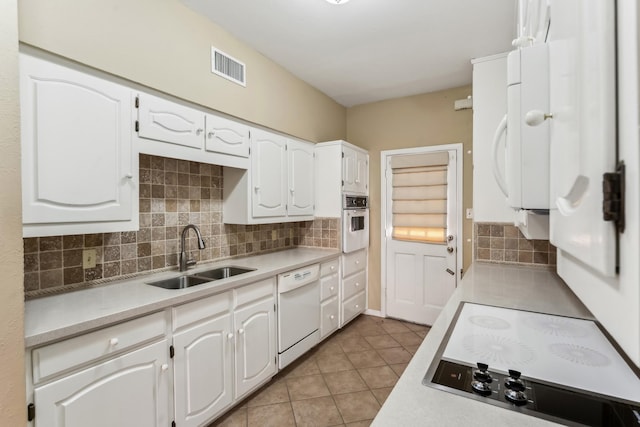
474 222 556 267
23 154 339 298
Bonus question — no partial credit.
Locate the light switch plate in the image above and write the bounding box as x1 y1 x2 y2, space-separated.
83 249 97 269
466 208 473 219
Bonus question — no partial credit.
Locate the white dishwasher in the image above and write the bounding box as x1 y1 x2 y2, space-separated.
277 264 320 369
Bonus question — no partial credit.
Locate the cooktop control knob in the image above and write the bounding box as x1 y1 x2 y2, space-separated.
504 388 528 406
473 362 492 383
471 380 492 396
504 369 525 391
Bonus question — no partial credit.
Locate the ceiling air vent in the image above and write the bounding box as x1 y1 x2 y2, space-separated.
211 47 246 87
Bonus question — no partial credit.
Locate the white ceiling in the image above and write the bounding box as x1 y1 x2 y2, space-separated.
181 0 517 107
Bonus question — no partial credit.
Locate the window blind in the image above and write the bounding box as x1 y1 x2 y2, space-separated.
391 152 448 243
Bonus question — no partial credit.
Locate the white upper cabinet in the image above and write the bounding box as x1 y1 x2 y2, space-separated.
251 129 288 218
205 114 250 158
20 52 138 237
137 92 205 149
223 129 315 224
287 139 315 217
136 93 249 169
343 145 368 195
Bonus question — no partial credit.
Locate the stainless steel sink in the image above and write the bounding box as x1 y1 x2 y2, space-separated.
191 266 255 280
146 275 211 290
146 266 255 290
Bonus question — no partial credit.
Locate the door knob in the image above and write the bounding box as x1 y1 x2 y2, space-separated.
525 110 553 126
447 247 454 253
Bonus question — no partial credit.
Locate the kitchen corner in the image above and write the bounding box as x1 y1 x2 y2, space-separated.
373 262 594 427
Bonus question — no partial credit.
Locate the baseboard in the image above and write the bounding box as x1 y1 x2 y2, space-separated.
364 309 384 318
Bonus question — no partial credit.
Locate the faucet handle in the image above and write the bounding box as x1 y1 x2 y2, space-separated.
186 259 197 267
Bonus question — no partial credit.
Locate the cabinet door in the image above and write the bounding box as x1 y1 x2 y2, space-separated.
287 139 315 216
343 147 368 195
137 92 205 149
205 114 250 158
173 313 233 427
20 53 134 225
251 129 287 218
33 341 170 427
234 296 276 399
320 296 339 339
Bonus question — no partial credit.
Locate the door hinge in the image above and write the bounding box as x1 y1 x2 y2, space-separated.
274 303 276 312
135 120 139 132
249 146 251 155
341 180 344 187
135 96 139 108
27 403 35 422
603 161 625 233
169 345 175 359
172 421 176 427
275 356 277 365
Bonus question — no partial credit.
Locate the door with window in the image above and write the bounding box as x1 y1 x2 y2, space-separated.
383 148 459 325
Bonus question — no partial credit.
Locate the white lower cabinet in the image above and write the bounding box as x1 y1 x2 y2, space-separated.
341 249 367 327
28 313 172 427
319 258 340 339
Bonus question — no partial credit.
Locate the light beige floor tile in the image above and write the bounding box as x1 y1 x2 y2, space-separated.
354 323 387 337
333 391 381 423
357 366 399 389
286 374 331 401
371 387 394 405
376 347 413 364
345 350 387 369
246 380 290 407
380 320 412 334
338 336 373 353
315 339 345 357
284 355 321 378
389 363 408 376
363 334 401 349
291 396 344 427
390 331 423 347
210 406 247 427
316 352 356 373
247 402 295 427
323 369 368 395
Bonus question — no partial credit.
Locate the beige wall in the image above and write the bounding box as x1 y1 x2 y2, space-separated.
0 0 26 424
346 85 473 311
18 0 346 143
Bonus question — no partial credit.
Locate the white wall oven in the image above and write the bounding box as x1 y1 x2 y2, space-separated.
342 195 369 253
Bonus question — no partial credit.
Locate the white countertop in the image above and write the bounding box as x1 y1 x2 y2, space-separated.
372 262 594 427
25 247 340 348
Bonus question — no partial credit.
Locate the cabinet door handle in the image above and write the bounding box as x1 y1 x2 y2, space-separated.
330 286 335 292
125 173 133 179
196 128 203 135
330 266 335 271
161 363 169 371
355 304 360 309
109 338 119 346
238 328 245 335
208 131 215 139
355 260 360 265
330 315 335 320
254 186 260 193
355 282 360 287
227 333 234 340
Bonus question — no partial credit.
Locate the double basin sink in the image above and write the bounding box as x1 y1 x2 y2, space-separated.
146 266 255 290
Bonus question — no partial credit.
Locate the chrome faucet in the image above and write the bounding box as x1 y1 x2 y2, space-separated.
179 224 206 272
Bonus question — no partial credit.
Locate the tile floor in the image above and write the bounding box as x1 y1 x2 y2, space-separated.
210 314 430 427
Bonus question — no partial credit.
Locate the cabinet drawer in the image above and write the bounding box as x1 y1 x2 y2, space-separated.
342 291 366 326
320 274 339 301
320 258 339 277
172 291 231 331
342 249 366 277
32 312 167 384
320 296 339 339
342 270 366 301
235 277 275 307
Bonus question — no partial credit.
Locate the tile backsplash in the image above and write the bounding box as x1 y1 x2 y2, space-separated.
24 154 339 298
474 222 556 267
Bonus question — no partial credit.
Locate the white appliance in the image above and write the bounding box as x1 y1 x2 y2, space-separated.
277 264 320 369
425 303 640 426
491 43 551 239
342 195 369 253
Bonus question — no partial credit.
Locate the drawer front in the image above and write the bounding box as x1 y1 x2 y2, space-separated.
320 296 339 339
342 291 366 327
342 249 366 277
32 311 167 384
172 291 231 331
320 274 339 301
342 270 366 301
235 277 275 307
320 258 339 277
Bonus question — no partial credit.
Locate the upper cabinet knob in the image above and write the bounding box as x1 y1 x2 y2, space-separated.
525 110 553 127
196 128 204 135
207 131 215 139
125 173 133 179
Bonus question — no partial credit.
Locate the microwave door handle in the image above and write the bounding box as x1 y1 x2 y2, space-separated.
491 114 509 197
